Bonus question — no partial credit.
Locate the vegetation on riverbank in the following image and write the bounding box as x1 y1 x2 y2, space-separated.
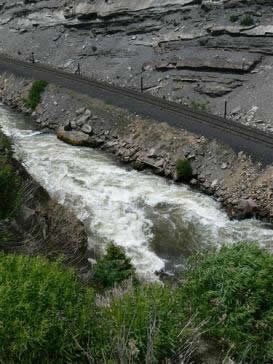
1 132 273 363
176 159 193 182
0 133 23 219
1 239 272 363
24 80 47 110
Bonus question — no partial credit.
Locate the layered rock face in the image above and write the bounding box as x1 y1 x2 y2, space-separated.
1 0 273 127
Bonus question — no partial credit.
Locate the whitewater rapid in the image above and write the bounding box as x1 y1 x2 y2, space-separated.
1 105 273 277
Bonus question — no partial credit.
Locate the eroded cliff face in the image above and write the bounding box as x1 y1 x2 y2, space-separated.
1 0 273 128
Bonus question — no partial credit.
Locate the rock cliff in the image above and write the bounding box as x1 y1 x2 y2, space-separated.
0 0 273 127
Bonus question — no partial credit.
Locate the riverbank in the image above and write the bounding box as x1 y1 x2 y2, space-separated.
0 127 89 270
1 73 273 223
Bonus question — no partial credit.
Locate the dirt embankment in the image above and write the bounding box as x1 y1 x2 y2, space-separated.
1 73 273 224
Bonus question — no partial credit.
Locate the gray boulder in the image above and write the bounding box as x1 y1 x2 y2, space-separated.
81 124 93 135
57 127 90 146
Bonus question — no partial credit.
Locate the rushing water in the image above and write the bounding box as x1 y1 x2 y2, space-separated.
1 104 273 278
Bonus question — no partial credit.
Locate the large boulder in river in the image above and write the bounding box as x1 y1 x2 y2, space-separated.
57 127 103 148
57 127 90 146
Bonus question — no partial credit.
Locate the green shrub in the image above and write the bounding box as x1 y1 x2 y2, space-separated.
0 157 23 219
92 243 138 290
24 80 48 111
0 254 95 363
97 282 183 362
190 100 210 112
240 15 254 26
179 243 273 363
176 159 193 182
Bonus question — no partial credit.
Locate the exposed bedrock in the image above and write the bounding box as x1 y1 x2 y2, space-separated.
1 0 273 125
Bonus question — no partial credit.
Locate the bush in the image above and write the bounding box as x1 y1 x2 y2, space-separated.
92 243 138 290
190 100 210 112
240 15 254 26
0 157 23 219
24 80 47 110
179 243 273 363
0 254 95 363
97 282 184 363
176 159 193 182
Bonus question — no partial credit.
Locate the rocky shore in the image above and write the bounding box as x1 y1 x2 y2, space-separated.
1 73 273 224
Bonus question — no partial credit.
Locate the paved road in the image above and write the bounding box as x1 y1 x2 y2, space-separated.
0 54 272 164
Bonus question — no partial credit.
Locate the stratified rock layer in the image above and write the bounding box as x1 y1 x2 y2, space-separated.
1 0 273 127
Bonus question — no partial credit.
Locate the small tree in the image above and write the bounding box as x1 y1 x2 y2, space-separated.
92 243 137 289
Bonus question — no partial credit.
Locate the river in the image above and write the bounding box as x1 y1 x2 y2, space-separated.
1 104 273 278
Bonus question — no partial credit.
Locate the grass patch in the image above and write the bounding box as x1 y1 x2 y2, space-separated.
97 282 185 363
240 15 254 26
0 254 95 363
24 80 48 111
176 159 193 182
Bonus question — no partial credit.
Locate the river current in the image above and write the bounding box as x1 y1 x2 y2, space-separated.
1 104 273 278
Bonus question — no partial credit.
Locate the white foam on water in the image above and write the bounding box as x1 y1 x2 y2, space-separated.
1 105 273 277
